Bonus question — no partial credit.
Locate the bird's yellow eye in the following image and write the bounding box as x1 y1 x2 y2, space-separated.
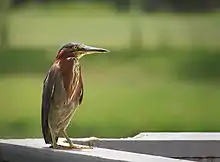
73 45 78 50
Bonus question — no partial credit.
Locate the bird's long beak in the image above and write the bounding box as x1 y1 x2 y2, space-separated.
82 45 110 54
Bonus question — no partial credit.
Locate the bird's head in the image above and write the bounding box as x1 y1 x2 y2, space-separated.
56 42 109 59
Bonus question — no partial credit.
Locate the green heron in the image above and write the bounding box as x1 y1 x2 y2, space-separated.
41 42 109 149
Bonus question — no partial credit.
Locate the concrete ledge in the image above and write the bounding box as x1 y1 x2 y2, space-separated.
0 142 117 162
0 138 192 162
71 133 220 159
2 132 220 162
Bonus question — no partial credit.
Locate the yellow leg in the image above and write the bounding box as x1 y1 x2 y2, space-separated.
48 127 70 149
61 130 92 149
49 127 60 149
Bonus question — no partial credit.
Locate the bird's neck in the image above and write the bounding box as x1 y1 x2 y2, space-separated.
56 57 81 94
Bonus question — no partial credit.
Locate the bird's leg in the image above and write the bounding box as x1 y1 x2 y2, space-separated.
50 135 59 149
49 128 62 149
48 127 71 150
61 130 92 149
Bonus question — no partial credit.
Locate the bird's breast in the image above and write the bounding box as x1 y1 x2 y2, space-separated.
58 58 82 105
68 64 80 101
67 62 81 103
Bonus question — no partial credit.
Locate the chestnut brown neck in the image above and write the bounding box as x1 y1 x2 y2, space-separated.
55 57 81 97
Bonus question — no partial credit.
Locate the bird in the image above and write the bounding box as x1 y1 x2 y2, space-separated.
41 42 109 149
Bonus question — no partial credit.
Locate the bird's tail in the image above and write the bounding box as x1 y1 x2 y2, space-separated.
42 123 52 144
42 123 58 144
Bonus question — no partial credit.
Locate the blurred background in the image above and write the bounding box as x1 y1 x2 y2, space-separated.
0 0 220 139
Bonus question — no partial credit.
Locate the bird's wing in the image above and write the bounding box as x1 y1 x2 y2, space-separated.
41 65 59 143
78 73 84 105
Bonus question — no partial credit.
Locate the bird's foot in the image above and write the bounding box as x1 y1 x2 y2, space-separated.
49 144 67 149
50 144 92 150
64 136 99 147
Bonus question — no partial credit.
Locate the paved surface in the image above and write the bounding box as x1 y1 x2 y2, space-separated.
0 138 193 162
70 133 220 159
2 132 220 162
132 132 220 140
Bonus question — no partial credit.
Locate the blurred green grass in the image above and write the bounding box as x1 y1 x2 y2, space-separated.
0 3 220 138
8 3 220 48
0 48 220 138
